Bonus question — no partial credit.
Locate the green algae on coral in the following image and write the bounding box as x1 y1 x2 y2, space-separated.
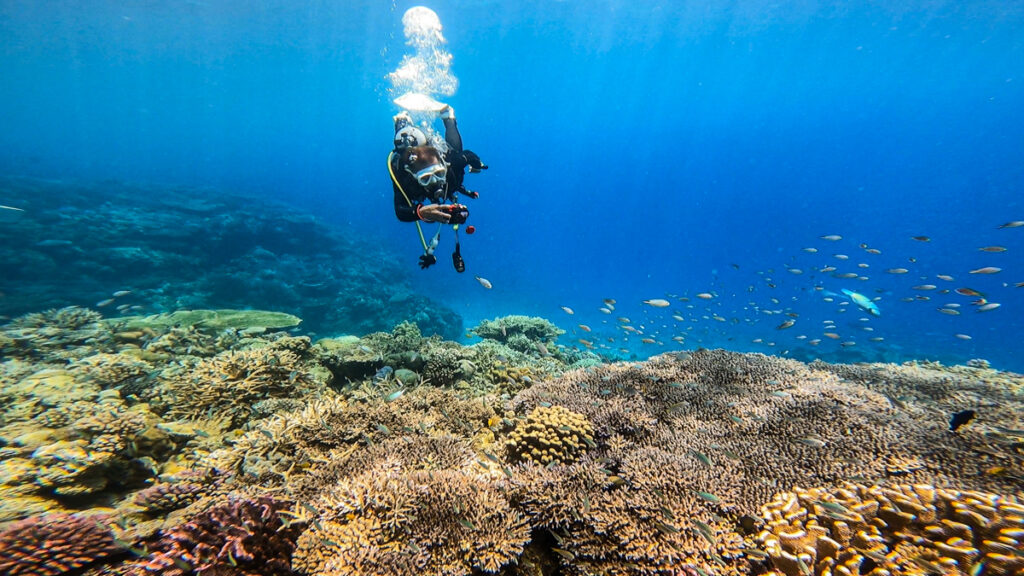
108 309 302 332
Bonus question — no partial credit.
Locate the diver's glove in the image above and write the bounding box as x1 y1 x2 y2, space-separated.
393 111 413 129
439 105 455 120
461 150 488 173
418 254 437 269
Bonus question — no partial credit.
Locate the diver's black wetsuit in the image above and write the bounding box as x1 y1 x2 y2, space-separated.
391 116 468 222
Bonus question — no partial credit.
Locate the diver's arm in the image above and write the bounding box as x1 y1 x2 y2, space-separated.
394 184 421 222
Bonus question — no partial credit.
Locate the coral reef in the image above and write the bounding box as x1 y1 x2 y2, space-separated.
506 405 594 466
0 176 463 339
0 512 121 575
313 321 572 396
757 483 1023 576
2 298 1023 576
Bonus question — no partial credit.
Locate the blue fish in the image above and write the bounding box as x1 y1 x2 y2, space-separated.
841 289 880 317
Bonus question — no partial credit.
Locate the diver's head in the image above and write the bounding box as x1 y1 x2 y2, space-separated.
404 145 448 193
394 125 428 150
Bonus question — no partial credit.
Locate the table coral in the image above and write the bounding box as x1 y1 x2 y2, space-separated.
506 405 594 466
757 483 1024 576
0 512 121 575
471 315 564 355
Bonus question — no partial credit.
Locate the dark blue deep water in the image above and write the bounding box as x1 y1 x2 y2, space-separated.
2 1 1023 370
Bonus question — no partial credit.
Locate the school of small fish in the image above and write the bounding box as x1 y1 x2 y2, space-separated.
533 220 1020 360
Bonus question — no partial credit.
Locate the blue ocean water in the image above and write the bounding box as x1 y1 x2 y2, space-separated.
1 1 1022 369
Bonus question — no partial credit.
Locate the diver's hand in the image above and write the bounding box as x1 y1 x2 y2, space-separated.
418 204 452 223
439 105 455 120
418 254 437 269
461 150 488 173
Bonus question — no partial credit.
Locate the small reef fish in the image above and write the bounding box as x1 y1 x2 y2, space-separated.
997 221 1023 228
474 276 492 289
96 298 116 307
978 246 1007 252
969 267 1001 274
797 437 827 448
694 490 721 503
955 333 972 340
820 234 842 241
561 306 575 315
955 287 984 297
949 409 976 432
976 302 1001 312
776 320 795 330
643 299 671 308
696 293 714 300
112 290 132 297
912 236 930 242
841 289 880 317
578 324 591 332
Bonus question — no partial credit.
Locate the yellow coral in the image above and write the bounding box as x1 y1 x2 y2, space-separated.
506 405 594 466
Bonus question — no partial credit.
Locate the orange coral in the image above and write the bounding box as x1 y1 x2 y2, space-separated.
758 483 1024 576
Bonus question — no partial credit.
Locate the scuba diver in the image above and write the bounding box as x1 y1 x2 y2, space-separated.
388 105 487 271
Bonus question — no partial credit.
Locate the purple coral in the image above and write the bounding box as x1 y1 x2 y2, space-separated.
131 496 300 576
0 513 120 576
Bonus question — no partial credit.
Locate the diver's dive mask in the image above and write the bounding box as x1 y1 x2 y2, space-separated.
409 163 447 187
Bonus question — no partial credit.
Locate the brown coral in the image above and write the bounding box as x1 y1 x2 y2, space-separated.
0 512 121 575
163 347 319 427
757 483 1024 576
292 462 529 576
133 481 206 514
1 306 117 361
71 352 154 394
